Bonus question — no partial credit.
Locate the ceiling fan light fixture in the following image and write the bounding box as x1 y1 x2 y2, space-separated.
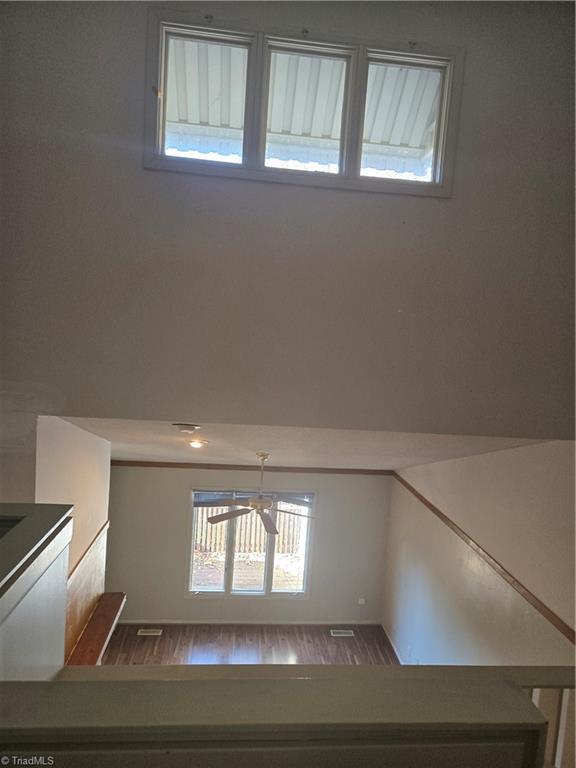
206 452 313 535
189 439 208 449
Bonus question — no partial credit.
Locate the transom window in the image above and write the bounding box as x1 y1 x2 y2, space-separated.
264 47 348 174
189 490 313 596
164 32 250 164
360 56 444 182
145 11 463 196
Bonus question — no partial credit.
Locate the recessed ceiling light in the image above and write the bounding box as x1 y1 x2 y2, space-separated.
189 439 207 449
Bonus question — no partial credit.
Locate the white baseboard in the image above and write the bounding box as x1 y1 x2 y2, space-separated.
119 619 382 626
380 623 404 664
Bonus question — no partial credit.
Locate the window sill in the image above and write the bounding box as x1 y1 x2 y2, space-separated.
144 153 453 198
185 591 309 600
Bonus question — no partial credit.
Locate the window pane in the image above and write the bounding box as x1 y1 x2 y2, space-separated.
265 51 346 173
164 36 248 164
361 62 443 182
271 503 309 593
231 510 267 592
190 507 228 591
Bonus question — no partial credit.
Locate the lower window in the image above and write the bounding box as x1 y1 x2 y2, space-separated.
189 490 313 596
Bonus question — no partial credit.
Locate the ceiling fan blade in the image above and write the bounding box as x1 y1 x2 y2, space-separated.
257 510 279 535
272 507 315 520
207 508 251 524
275 496 313 508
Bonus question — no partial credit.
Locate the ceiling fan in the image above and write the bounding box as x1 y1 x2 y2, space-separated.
207 452 313 535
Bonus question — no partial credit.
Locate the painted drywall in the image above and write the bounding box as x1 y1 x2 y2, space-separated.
35 416 111 572
397 441 575 629
0 382 63 503
382 480 574 665
106 466 389 623
0 548 69 680
381 443 576 665
35 417 112 653
1 2 574 440
0 451 36 503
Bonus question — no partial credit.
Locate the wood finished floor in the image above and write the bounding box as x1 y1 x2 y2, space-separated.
103 624 399 666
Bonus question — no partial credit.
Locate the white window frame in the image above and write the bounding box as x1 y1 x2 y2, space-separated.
187 489 314 599
144 7 464 197
260 37 356 176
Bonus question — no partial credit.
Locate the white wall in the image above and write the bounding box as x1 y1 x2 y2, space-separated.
0 382 64 503
398 441 575 628
1 2 573 440
381 443 575 665
106 466 389 623
35 416 111 571
0 451 36 503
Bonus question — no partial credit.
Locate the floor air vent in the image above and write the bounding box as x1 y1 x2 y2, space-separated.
137 628 163 636
330 629 355 637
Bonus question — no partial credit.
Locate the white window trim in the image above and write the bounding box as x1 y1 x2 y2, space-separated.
260 37 356 177
144 7 465 197
185 489 315 599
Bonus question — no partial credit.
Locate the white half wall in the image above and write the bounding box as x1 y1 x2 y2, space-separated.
106 466 389 624
0 503 73 680
0 548 69 680
382 443 575 665
35 416 111 572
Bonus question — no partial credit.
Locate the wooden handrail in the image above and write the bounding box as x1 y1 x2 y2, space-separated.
394 473 576 645
67 592 126 665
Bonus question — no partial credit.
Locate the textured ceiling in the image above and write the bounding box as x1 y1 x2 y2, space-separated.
65 418 543 470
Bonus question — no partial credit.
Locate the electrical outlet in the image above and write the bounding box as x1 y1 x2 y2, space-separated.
358 597 366 605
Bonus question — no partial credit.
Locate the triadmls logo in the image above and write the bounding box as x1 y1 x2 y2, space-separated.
1 758 55 766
